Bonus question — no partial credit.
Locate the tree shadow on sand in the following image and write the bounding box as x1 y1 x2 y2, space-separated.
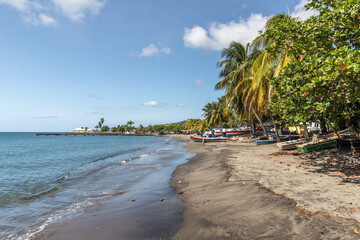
299 148 360 185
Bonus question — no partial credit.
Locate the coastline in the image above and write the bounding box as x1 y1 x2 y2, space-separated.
170 135 360 239
29 136 191 240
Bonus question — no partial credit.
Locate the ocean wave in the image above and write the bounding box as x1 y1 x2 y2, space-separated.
9 198 95 240
89 147 145 164
18 186 60 202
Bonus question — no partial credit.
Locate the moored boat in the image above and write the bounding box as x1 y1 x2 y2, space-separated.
190 135 228 143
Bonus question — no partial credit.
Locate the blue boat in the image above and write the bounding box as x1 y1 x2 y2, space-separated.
254 140 277 145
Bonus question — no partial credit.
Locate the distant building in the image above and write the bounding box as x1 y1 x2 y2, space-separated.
73 127 95 133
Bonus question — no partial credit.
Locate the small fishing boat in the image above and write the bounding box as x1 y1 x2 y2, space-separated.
214 129 223 136
280 129 298 135
254 135 277 145
226 129 251 137
190 135 228 142
296 139 337 152
254 139 277 145
296 129 351 153
277 139 306 150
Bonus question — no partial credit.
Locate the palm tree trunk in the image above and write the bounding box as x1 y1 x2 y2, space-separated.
250 114 256 138
268 110 280 142
252 108 268 138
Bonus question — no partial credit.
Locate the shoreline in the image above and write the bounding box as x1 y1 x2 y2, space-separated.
30 137 190 240
170 135 360 239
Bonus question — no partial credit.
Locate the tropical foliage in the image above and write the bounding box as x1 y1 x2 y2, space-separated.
267 0 360 137
202 0 360 139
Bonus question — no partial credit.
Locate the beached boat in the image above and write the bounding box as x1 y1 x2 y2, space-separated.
226 129 251 136
190 135 228 143
214 129 223 136
280 129 298 135
296 139 337 153
277 139 306 150
254 139 277 145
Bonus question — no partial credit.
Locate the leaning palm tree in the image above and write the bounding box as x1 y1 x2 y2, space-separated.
244 14 295 141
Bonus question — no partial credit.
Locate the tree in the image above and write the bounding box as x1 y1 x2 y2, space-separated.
126 120 134 133
101 125 110 132
215 14 297 140
137 124 144 134
202 97 226 127
117 125 126 133
267 0 360 137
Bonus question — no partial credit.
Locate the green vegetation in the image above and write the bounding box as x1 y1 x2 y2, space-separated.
202 0 360 138
86 118 200 134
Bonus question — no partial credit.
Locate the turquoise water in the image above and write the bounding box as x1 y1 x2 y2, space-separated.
0 133 190 239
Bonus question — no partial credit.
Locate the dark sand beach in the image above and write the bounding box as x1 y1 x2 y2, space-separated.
170 135 360 239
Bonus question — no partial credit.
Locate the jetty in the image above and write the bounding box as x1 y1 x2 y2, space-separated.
35 133 160 136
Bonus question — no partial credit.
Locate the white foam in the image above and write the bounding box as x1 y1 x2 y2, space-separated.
10 199 94 240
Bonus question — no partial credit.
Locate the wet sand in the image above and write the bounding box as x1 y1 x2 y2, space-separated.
34 141 191 240
170 136 360 239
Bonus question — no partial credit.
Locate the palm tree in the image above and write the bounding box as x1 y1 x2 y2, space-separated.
215 42 268 136
127 120 134 133
202 97 226 127
215 14 294 140
137 124 144 134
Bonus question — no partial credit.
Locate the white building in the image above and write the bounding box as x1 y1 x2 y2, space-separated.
73 127 95 133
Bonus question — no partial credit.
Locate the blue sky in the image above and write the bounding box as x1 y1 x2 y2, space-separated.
0 0 315 131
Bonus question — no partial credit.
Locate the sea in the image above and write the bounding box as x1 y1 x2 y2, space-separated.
0 133 192 240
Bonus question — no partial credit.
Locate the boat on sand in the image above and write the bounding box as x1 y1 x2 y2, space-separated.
277 139 306 150
190 135 228 143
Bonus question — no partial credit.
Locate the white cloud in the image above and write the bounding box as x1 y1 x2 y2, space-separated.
39 13 56 25
135 44 172 57
242 4 248 10
32 115 60 119
0 0 106 25
183 0 318 51
0 0 56 26
52 0 105 21
22 13 56 26
291 0 318 21
141 101 160 107
88 93 104 100
194 79 203 88
0 0 31 12
184 13 269 51
104 106 122 110
176 104 185 108
161 47 171 55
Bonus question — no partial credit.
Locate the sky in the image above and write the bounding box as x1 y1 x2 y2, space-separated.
0 0 316 132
